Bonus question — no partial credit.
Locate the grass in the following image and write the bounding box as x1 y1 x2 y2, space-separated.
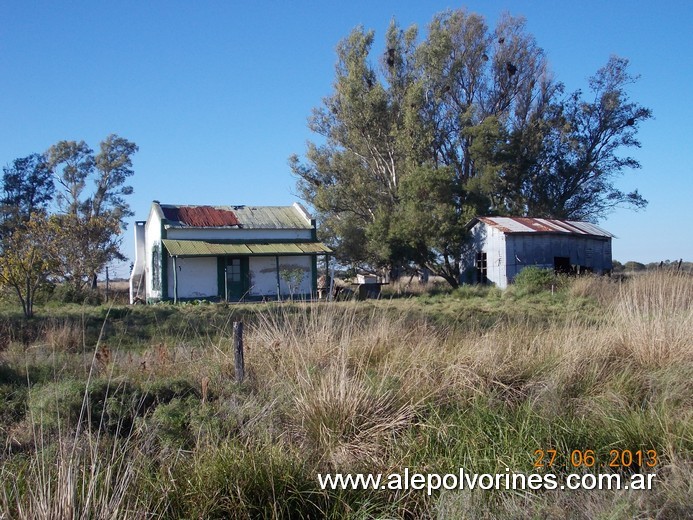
0 271 691 518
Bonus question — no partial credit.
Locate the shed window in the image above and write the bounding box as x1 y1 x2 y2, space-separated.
476 252 488 284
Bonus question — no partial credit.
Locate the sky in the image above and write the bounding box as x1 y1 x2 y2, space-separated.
1 1 692 278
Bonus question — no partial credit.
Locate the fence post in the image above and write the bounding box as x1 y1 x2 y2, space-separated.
233 321 245 383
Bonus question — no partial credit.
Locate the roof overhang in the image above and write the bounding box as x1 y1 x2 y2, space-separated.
162 239 332 257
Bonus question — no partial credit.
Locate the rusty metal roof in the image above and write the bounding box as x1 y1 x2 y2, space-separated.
162 239 332 257
471 217 614 238
161 205 240 227
160 204 312 229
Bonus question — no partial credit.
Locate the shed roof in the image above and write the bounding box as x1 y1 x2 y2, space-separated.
162 239 332 257
159 203 313 229
469 216 614 238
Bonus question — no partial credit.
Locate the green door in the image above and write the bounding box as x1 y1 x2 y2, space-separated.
225 257 248 300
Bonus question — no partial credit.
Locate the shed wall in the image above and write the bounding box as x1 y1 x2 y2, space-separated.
468 223 508 287
505 234 612 283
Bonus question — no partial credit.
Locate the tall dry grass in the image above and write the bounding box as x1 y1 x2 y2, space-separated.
1 271 690 518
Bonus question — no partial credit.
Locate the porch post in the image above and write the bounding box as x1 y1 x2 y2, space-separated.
172 256 178 304
275 255 281 300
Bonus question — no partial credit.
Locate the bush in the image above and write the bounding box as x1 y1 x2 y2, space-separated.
512 266 556 295
50 284 103 305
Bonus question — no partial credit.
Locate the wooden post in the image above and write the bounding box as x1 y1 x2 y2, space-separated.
172 256 178 304
233 321 245 383
275 255 281 300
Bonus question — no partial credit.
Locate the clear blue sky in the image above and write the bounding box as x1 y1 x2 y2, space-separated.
1 1 691 277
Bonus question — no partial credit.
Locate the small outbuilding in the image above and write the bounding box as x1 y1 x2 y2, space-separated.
463 216 614 288
129 201 332 303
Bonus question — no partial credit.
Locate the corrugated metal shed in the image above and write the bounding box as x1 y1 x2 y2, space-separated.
160 204 312 229
472 217 614 238
163 239 332 257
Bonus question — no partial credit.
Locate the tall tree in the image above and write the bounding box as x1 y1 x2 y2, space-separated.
46 135 137 291
0 154 54 238
91 134 137 222
292 9 650 287
47 140 94 216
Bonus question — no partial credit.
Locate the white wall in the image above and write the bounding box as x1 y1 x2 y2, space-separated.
485 226 508 288
129 221 146 303
467 223 507 287
166 256 218 299
166 227 313 241
249 256 312 297
144 207 163 300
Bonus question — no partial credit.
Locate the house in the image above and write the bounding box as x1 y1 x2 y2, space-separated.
463 216 614 288
129 201 332 303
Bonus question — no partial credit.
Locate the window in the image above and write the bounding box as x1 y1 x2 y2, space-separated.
227 258 241 282
475 251 488 284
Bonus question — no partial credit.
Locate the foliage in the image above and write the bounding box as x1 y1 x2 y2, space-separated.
0 214 58 317
50 283 104 305
279 266 307 298
512 265 557 294
47 135 138 290
0 135 138 315
42 212 123 293
292 9 651 287
0 154 54 239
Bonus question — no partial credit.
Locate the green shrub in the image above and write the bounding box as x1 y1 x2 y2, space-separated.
27 379 86 431
512 266 556 295
141 377 198 406
50 284 103 305
150 397 197 448
0 385 28 427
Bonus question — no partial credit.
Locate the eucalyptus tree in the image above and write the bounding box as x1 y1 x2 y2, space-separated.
292 8 650 286
47 135 138 290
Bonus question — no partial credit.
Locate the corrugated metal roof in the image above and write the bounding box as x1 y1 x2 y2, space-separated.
161 205 240 227
473 216 614 238
162 239 332 257
160 204 312 229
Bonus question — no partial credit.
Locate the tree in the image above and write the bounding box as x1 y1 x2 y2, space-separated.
1 154 54 238
292 9 650 287
472 56 651 220
91 134 137 222
47 135 138 290
0 214 57 318
47 140 94 216
41 213 122 292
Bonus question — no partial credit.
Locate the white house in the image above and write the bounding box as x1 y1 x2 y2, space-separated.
129 201 332 303
463 216 614 288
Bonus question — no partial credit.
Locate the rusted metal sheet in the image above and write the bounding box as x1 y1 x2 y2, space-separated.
475 217 613 238
163 239 331 257
161 205 239 227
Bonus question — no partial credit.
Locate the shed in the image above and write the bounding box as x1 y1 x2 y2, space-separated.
463 216 614 288
129 201 332 303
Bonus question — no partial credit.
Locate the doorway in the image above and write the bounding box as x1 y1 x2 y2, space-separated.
224 257 248 300
553 256 571 274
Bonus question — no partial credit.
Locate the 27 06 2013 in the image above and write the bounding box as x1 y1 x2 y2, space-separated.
533 449 658 469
